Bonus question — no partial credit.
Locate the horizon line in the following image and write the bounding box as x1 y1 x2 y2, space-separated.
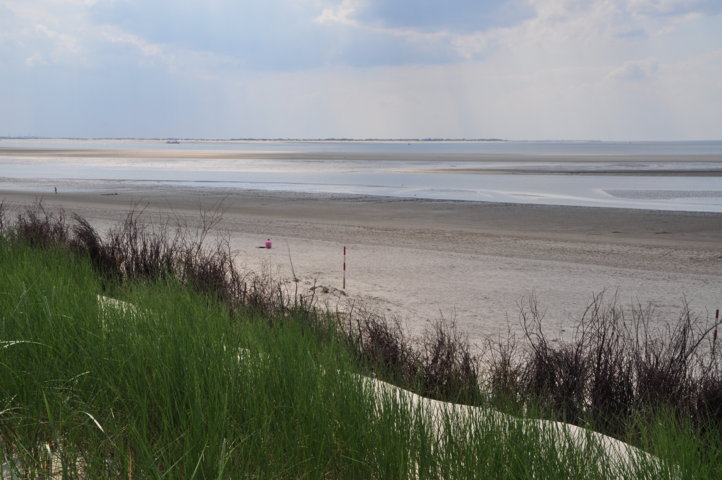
2 136 721 143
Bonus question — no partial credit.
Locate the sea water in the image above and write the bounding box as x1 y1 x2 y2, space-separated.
1 138 721 212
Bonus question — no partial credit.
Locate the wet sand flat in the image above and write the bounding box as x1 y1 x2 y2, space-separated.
3 146 722 166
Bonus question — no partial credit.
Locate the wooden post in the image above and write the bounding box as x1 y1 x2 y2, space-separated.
343 246 347 290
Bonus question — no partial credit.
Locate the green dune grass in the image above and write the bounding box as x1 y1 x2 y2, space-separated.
0 209 720 478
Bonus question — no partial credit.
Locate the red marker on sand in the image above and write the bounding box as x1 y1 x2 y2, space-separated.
265 239 272 249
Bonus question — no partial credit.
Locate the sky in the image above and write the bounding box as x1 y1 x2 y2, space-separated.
1 0 721 140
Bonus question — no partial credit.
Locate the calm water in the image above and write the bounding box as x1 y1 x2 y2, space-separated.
1 138 721 212
3 138 722 155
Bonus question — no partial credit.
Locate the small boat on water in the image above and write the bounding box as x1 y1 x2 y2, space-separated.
166 139 180 144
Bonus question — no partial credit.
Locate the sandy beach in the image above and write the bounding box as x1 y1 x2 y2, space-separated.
2 185 720 348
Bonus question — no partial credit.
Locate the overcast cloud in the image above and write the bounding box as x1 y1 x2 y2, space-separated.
1 0 720 139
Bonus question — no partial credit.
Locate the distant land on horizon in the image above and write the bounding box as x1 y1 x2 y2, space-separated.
2 137 721 143
1 136 507 142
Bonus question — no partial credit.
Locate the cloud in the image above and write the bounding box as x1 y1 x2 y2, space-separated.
347 0 534 33
24 53 47 66
314 0 361 26
34 23 81 54
99 27 164 59
608 59 659 81
88 0 339 70
1 1 93 67
2 0 721 139
86 0 504 69
626 0 722 18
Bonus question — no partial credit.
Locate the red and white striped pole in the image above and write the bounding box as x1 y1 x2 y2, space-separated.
343 246 347 290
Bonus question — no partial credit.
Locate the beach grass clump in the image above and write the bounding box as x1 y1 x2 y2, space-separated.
485 292 722 437
3 201 70 248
